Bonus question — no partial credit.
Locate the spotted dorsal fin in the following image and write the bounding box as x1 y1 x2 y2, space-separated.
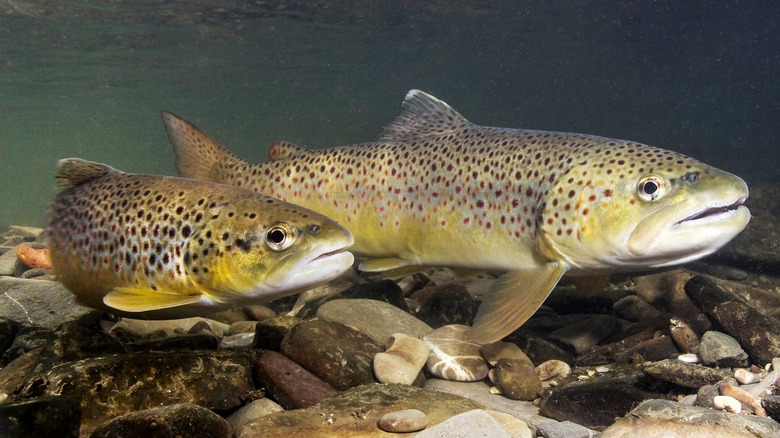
268 141 307 161
374 90 470 142
56 158 115 188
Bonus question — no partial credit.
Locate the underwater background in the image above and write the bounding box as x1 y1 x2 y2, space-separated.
0 0 777 229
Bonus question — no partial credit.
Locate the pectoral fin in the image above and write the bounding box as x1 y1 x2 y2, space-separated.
358 257 415 272
470 262 567 344
103 286 203 313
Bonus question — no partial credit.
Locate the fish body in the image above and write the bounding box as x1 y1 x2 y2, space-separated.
46 158 354 318
163 90 750 341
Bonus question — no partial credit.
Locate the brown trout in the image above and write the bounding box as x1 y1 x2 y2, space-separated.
46 158 354 318
162 90 750 342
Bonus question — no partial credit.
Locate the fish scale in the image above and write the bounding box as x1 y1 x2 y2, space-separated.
47 158 354 318
163 90 750 342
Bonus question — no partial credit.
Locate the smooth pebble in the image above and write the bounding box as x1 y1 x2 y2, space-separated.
377 408 428 433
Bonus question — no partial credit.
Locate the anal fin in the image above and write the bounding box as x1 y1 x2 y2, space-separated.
470 262 568 344
104 286 203 313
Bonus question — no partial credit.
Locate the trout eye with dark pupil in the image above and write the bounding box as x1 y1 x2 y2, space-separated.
637 174 665 201
265 224 295 251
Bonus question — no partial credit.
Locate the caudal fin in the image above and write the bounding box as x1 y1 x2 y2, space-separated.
161 111 246 183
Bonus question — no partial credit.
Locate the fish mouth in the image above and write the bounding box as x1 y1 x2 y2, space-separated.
673 196 748 226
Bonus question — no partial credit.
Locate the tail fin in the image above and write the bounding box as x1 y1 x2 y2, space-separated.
56 158 115 188
161 111 246 183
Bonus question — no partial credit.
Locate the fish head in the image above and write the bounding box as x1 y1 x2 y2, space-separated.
184 198 354 302
540 148 750 272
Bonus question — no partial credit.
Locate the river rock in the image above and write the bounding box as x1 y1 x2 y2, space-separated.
316 298 432 345
89 403 231 438
0 317 20 358
17 350 255 436
235 383 483 438
0 396 81 437
252 315 300 350
414 409 511 438
547 314 621 354
108 317 230 341
669 318 701 353
281 319 382 390
253 350 338 409
295 279 408 318
492 358 542 401
698 331 749 367
600 398 780 438
0 277 98 329
0 245 20 276
424 324 488 382
642 358 733 388
613 295 661 321
373 333 428 385
479 341 532 365
506 329 574 365
377 408 428 433
539 381 656 429
415 283 480 328
686 276 780 364
226 398 284 434
634 270 712 334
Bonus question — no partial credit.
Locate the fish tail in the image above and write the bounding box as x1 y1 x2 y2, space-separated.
55 158 115 188
161 111 246 183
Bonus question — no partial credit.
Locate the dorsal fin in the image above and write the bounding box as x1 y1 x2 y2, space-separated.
374 90 470 142
268 141 307 162
55 158 115 188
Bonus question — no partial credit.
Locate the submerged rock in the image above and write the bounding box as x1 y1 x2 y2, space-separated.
698 331 749 368
316 298 432 345
414 409 512 438
424 324 488 382
0 277 98 329
253 350 337 409
373 333 429 385
600 398 780 438
0 396 80 438
377 408 429 433
642 359 733 388
89 403 231 438
235 383 483 438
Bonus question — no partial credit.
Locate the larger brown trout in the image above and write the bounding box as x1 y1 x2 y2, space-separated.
162 90 750 342
47 158 354 318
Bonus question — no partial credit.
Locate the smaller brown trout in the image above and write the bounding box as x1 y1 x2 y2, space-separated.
46 158 354 318
162 90 750 342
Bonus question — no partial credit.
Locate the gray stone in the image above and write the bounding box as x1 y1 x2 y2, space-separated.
317 298 432 345
108 317 230 340
0 277 98 328
0 245 20 276
226 398 284 433
642 359 733 388
698 330 749 367
535 420 599 438
600 398 780 438
89 403 231 438
377 408 428 433
414 409 511 438
219 332 255 349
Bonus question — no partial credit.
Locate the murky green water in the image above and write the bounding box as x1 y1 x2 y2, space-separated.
1 0 777 229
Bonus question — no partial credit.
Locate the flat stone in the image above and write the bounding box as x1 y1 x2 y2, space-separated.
613 335 679 365
698 331 749 367
219 332 255 349
535 420 598 438
685 275 780 365
414 409 511 438
547 314 621 354
253 350 338 409
642 359 733 388
377 408 428 433
229 320 259 335
600 398 780 438
0 245 20 276
295 279 409 318
108 317 230 341
316 298 432 345
281 319 382 390
235 383 483 438
0 277 98 328
226 398 284 434
424 324 488 382
539 380 657 429
89 403 231 438
18 350 255 437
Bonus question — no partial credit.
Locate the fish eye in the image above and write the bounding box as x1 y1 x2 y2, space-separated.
637 174 666 201
265 224 295 251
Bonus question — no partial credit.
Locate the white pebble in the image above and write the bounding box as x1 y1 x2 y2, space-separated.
489 386 503 395
535 360 571 381
713 395 742 414
678 353 699 363
734 368 759 385
595 365 611 373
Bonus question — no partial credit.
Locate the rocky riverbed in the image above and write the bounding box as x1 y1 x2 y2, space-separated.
0 183 779 437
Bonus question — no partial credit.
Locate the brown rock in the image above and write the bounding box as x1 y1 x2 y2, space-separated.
493 358 542 401
281 319 382 390
89 403 231 438
253 350 338 409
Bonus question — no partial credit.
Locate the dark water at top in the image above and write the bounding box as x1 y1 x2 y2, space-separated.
0 0 777 228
